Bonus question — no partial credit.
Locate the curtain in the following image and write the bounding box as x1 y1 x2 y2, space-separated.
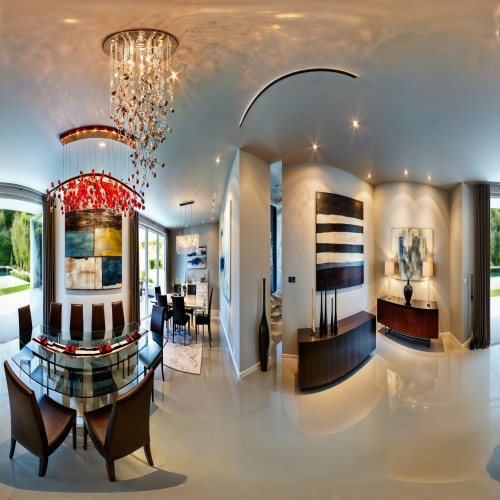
470 183 490 349
42 197 55 324
129 213 140 323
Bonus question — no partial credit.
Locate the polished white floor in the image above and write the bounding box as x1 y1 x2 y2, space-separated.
2 321 500 498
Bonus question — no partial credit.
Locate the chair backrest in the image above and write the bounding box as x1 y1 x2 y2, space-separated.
172 295 186 324
92 303 106 332
207 287 213 318
104 368 155 461
48 301 62 330
139 280 144 296
187 284 196 296
111 300 125 329
70 303 84 333
150 305 164 336
154 286 161 299
4 361 48 457
18 305 33 350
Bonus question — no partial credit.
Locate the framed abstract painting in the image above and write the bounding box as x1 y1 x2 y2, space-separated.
391 227 433 280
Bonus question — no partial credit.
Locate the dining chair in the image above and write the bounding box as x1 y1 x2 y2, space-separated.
4 361 76 477
17 305 34 372
196 287 213 347
156 294 173 332
111 300 125 329
154 285 161 299
92 303 106 332
70 303 84 340
139 280 145 299
139 304 165 402
48 301 62 330
187 284 196 295
83 368 155 482
172 295 190 345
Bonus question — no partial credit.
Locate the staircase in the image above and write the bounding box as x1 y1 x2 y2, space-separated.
270 290 282 342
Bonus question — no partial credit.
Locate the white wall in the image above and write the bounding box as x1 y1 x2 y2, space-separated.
282 163 375 356
169 222 220 310
219 151 241 369
54 210 130 331
374 182 451 334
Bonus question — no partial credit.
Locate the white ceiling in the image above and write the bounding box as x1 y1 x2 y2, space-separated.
1 1 500 227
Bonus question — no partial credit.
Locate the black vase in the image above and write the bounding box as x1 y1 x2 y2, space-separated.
319 282 324 338
404 279 413 305
258 278 270 372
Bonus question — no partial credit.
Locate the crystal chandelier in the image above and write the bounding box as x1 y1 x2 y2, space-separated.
176 201 199 254
46 126 144 217
103 29 178 196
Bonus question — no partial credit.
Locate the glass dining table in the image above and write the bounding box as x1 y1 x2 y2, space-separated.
1 323 166 399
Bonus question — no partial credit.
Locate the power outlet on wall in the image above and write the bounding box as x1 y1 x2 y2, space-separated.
288 276 296 283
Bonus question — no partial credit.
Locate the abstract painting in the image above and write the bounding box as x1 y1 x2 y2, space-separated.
391 227 433 280
316 192 364 291
220 200 231 301
65 209 122 289
187 246 207 269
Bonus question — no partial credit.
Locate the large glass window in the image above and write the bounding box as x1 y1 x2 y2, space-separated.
139 223 167 320
491 198 500 344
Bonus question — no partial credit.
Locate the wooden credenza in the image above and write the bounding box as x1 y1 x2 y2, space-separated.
377 296 438 346
297 311 376 390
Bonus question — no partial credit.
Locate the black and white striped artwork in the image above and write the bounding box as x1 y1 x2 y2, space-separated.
316 192 364 290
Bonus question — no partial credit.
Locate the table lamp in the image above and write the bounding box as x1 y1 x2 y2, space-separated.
384 261 395 299
422 261 434 307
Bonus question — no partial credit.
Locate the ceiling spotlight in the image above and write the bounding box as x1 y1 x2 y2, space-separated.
352 119 360 129
216 156 220 164
171 70 178 81
428 175 432 181
368 173 371 179
404 169 408 176
312 143 318 151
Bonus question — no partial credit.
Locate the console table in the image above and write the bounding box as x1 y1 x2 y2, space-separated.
297 311 376 390
377 296 438 347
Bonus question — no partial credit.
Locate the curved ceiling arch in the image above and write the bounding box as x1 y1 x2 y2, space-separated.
238 67 358 128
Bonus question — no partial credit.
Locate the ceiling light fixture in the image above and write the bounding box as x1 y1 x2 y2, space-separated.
103 28 178 199
216 156 220 164
352 119 360 129
404 169 408 176
312 143 318 150
176 201 199 254
46 126 143 216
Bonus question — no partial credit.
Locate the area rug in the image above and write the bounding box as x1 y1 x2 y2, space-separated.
163 341 203 375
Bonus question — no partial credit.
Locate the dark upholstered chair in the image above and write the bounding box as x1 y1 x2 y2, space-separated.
83 368 155 482
187 284 196 296
111 300 125 329
4 361 76 477
156 294 173 330
172 295 190 345
154 285 161 299
70 303 84 339
18 305 34 371
48 301 62 330
196 287 213 347
92 303 106 332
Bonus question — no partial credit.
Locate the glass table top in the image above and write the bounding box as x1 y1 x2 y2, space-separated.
2 323 166 399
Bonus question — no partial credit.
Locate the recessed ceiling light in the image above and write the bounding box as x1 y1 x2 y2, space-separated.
352 119 360 129
368 173 371 179
216 156 220 164
312 143 318 151
98 141 106 148
428 175 432 181
171 70 178 81
404 169 408 176
62 18 79 24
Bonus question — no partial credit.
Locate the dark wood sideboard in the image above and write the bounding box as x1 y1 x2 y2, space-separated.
297 311 376 390
377 296 438 347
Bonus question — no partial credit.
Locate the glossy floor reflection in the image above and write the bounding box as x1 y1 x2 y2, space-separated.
1 320 500 498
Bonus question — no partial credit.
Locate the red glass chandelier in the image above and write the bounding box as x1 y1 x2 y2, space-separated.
46 126 144 217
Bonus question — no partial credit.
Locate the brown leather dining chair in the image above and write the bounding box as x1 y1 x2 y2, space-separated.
4 361 76 477
18 304 34 373
92 303 106 332
111 300 125 329
70 303 84 341
48 301 62 330
83 368 155 482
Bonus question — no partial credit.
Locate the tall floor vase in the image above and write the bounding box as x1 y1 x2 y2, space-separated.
258 278 270 372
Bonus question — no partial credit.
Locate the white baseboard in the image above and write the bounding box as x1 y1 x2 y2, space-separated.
239 362 261 378
218 317 240 378
439 331 472 350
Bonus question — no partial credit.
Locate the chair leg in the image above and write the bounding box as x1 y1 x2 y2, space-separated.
73 422 77 449
84 424 88 450
161 361 164 382
208 323 212 348
144 442 154 467
9 438 16 459
39 456 48 477
106 460 116 482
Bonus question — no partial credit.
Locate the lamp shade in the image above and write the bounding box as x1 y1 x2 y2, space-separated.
422 261 434 277
384 261 395 276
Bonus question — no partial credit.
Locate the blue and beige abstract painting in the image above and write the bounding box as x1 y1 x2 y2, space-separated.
391 227 433 280
220 200 231 301
316 192 364 291
65 209 122 290
187 246 207 269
